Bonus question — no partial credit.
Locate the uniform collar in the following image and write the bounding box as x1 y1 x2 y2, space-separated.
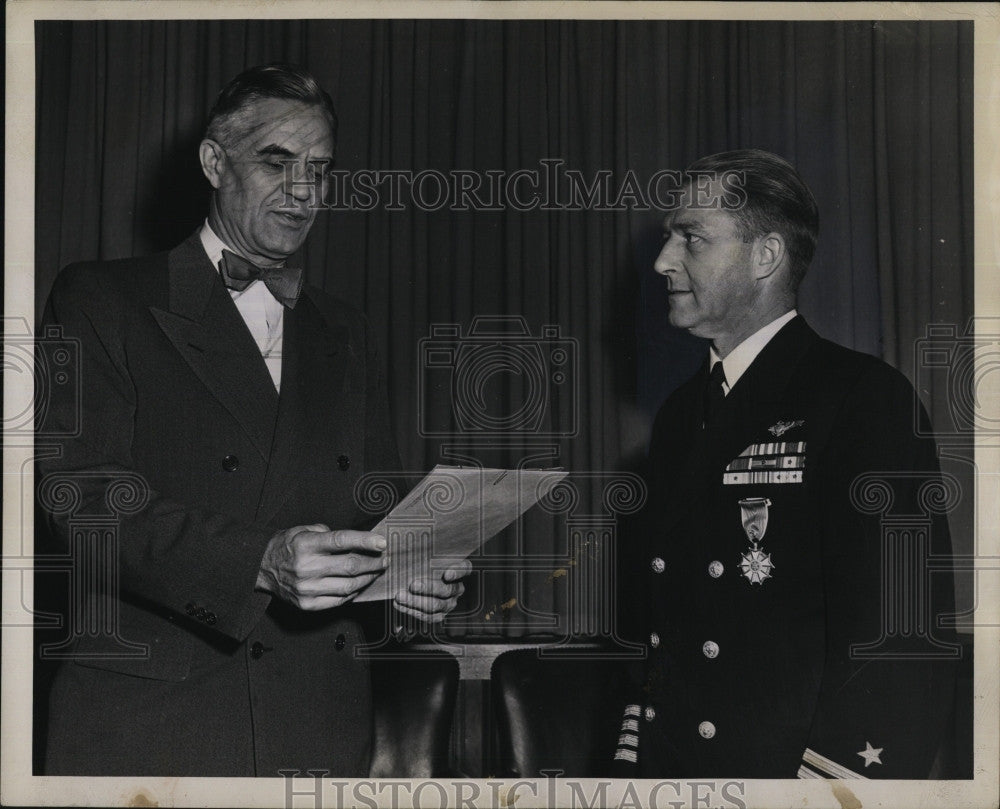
710 309 798 394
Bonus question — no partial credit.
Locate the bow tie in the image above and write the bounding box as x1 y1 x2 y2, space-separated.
219 250 303 309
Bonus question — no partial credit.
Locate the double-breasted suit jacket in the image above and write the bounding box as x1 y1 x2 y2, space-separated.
614 316 959 779
38 233 399 776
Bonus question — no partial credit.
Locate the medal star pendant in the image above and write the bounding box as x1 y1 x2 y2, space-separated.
739 547 774 584
737 498 774 585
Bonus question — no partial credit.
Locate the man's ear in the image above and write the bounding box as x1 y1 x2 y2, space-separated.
753 232 787 280
199 139 226 189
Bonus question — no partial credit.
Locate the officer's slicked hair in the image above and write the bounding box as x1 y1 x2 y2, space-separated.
205 63 338 151
687 149 819 290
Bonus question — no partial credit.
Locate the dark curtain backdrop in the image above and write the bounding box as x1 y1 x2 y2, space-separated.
35 19 973 638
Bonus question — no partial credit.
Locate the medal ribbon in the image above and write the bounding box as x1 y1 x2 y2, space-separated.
738 497 772 549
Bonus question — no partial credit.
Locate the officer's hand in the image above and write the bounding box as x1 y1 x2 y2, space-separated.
256 524 388 610
393 558 473 624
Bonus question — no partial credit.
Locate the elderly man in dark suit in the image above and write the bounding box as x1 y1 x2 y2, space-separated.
37 64 468 776
613 150 959 778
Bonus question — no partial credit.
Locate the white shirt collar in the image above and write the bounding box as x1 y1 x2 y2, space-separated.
198 221 284 390
198 220 286 272
199 218 284 325
199 220 234 273
709 309 798 395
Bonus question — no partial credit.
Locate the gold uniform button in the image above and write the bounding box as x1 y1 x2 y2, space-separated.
649 632 660 649
698 721 716 739
702 640 719 659
651 557 666 574
708 560 724 578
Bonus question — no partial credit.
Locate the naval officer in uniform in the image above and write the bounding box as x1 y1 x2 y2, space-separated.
613 150 959 778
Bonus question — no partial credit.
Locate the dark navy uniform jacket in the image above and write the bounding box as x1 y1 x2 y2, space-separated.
614 316 959 779
37 233 399 776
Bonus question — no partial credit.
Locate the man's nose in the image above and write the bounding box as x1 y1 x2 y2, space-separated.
290 167 316 201
284 162 328 204
654 239 680 276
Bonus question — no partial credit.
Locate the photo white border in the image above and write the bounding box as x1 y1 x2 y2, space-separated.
4 2 998 807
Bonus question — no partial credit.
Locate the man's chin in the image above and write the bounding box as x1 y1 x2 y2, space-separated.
258 236 309 262
666 310 695 331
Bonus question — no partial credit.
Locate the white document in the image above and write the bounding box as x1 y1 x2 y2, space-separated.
355 465 567 602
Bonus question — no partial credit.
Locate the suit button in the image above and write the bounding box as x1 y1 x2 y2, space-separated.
708 560 724 578
185 603 196 616
337 455 351 471
702 640 719 659
651 557 665 574
195 607 208 620
205 612 217 626
699 721 716 739
250 641 265 659
222 454 239 472
649 632 660 649
335 633 346 651
644 706 656 722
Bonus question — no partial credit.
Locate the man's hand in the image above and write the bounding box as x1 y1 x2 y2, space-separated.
256 524 388 610
393 559 473 624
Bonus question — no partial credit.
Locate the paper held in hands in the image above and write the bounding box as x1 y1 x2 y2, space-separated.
355 464 568 602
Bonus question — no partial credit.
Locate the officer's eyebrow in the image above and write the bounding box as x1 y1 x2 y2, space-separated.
663 217 709 235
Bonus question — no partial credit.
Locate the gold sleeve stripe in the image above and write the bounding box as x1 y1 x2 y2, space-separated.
802 747 868 780
617 733 639 748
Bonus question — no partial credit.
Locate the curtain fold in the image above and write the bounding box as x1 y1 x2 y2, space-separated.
35 19 973 639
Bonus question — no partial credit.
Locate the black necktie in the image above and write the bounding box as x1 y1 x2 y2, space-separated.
703 360 727 428
219 250 303 309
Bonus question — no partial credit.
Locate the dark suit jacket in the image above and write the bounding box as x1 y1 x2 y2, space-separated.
615 316 959 779
37 233 399 776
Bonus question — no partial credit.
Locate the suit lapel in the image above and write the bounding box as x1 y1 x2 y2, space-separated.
254 289 351 525
657 317 817 533
149 234 279 460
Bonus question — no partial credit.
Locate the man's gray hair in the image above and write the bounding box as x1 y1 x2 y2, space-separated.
205 63 338 152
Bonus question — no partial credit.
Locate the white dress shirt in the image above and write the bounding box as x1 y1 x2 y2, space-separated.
709 309 798 395
199 222 284 392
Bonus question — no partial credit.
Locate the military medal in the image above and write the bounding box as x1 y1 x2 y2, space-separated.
737 497 775 584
